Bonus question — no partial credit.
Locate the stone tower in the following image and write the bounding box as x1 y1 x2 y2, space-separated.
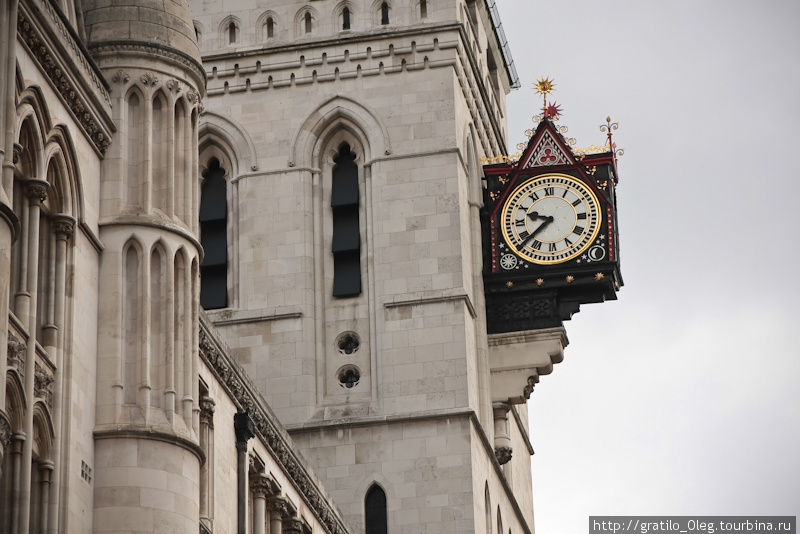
191 0 553 532
81 0 206 531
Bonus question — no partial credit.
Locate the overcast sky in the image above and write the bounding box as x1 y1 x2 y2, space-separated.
498 0 800 531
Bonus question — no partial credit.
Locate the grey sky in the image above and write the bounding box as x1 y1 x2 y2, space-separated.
498 0 800 531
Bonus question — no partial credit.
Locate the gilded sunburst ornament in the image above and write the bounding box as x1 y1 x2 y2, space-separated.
533 77 556 97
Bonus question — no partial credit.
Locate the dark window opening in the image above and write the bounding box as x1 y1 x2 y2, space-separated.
420 0 427 18
228 21 237 43
200 159 228 309
365 485 388 534
380 2 390 24
304 12 312 33
331 144 361 297
266 17 274 38
342 7 351 30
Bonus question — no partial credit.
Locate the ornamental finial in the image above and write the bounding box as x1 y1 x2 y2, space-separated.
599 116 624 165
533 77 560 120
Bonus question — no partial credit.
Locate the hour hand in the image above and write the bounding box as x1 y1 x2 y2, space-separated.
522 215 554 245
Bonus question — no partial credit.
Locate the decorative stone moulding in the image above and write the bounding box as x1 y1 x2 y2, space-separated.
198 316 349 534
17 10 113 155
7 334 26 380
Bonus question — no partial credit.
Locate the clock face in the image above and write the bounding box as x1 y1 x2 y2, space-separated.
501 173 601 265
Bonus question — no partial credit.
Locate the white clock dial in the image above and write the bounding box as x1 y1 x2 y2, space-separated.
501 173 601 265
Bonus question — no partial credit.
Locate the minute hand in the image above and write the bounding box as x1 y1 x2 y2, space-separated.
521 215 554 246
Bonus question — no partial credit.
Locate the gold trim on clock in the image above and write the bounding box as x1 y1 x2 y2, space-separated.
501 173 601 265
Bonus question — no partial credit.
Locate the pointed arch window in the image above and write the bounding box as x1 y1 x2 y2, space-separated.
266 17 275 38
331 144 361 297
485 483 492 534
342 7 351 30
380 2 390 24
304 12 312 33
365 484 387 534
199 159 228 309
228 21 237 43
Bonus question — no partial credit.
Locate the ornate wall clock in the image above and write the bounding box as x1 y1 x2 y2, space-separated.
481 116 623 334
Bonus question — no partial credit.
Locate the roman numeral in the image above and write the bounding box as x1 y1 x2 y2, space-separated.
549 242 557 252
515 219 526 228
572 199 582 207
531 240 542 250
564 237 572 247
577 213 587 220
561 188 569 198
518 231 530 241
544 187 554 196
573 226 585 235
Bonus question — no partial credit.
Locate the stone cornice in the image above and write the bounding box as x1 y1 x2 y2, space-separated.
88 41 207 92
198 314 350 534
17 3 114 156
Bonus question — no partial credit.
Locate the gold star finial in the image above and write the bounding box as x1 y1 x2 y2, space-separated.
533 77 556 98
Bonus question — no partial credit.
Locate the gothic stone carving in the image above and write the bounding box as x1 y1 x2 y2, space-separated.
34 363 55 409
494 446 513 465
523 375 538 400
7 334 26 380
17 11 111 155
199 326 348 534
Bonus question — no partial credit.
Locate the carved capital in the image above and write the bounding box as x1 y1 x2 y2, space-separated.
494 445 513 465
7 334 26 379
140 72 158 86
51 215 76 239
0 412 12 450
25 179 49 203
34 363 55 408
200 396 215 424
266 498 289 518
250 473 277 497
111 70 130 84
166 79 183 93
282 518 305 534
12 143 23 165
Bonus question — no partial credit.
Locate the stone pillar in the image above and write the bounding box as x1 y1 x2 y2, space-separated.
18 179 48 534
199 396 215 528
234 412 255 534
267 498 288 534
38 460 53 534
250 474 274 534
46 215 73 534
9 432 24 534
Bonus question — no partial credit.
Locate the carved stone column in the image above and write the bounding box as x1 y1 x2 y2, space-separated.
9 432 25 534
199 396 215 529
37 460 54 534
18 179 48 534
234 411 255 534
266 498 288 534
250 474 274 534
492 402 513 466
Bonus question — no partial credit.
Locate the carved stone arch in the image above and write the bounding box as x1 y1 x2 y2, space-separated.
291 95 390 168
5 371 27 431
44 125 83 220
333 0 355 30
219 15 243 47
294 5 319 36
371 0 393 25
199 111 256 179
31 401 55 461
257 10 280 41
356 473 396 507
193 19 205 47
15 88 52 178
42 141 71 217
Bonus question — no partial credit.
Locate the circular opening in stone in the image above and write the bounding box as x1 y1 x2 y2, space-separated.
337 366 361 389
336 331 361 355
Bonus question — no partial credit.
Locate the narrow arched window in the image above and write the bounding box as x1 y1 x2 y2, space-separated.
199 159 228 309
497 507 503 534
380 2 389 24
331 143 361 297
365 485 387 534
228 21 237 43
304 12 312 33
420 0 427 18
266 17 274 38
342 7 351 30
485 484 492 534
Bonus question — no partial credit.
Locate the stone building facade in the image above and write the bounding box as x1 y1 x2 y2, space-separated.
0 0 567 533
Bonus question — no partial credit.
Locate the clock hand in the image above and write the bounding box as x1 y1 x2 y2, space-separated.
521 215 554 246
